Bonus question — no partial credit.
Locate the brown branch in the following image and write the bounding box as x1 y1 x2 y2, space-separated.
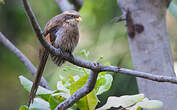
55 70 98 110
68 0 83 11
0 32 50 89
55 0 83 11
21 0 177 109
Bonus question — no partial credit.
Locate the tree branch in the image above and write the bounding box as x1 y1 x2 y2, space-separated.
55 0 83 11
68 0 83 11
167 0 172 7
21 0 177 109
55 70 98 110
0 32 50 89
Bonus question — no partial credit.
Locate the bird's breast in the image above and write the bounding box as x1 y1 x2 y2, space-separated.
53 24 79 52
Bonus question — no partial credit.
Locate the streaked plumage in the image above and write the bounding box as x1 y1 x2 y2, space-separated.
27 10 81 107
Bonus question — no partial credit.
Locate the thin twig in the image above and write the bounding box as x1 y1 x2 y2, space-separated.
111 15 125 24
0 32 50 89
21 0 177 109
55 70 98 110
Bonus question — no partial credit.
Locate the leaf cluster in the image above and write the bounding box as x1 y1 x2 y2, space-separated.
19 50 162 110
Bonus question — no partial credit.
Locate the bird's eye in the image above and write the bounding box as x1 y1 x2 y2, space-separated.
65 15 76 19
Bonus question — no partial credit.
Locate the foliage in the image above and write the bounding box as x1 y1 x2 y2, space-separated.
19 50 113 110
18 72 112 110
19 76 53 95
19 75 163 110
97 94 163 110
0 0 5 4
18 50 162 110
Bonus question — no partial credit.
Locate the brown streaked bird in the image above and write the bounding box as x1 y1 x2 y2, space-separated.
27 10 82 107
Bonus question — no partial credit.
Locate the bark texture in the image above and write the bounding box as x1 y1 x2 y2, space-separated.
117 0 177 109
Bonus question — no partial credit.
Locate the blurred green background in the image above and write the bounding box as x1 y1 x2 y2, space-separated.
0 0 177 109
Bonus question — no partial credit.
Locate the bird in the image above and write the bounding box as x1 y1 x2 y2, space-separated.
27 10 82 107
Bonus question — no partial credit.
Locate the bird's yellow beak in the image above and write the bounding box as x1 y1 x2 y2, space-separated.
75 17 82 22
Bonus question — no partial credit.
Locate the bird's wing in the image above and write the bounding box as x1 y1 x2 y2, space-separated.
43 14 64 36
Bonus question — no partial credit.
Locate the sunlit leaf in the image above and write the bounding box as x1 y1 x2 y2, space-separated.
52 92 70 99
38 94 52 102
128 105 141 110
59 75 71 88
73 75 80 81
29 98 50 110
70 75 89 94
137 100 163 109
68 74 75 83
97 94 144 109
105 62 111 66
80 49 89 58
95 76 106 92
48 95 60 110
95 56 104 63
0 0 5 4
47 91 68 109
57 81 69 92
95 74 113 95
77 90 98 110
69 74 98 110
19 75 53 95
19 105 29 110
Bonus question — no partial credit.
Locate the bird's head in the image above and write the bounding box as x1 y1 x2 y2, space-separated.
43 10 82 36
62 10 82 25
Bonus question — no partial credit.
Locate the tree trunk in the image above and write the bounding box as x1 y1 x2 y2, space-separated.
117 0 177 109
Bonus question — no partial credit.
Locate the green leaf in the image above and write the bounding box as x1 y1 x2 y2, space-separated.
59 75 71 88
0 0 5 4
95 76 106 92
19 105 29 110
70 75 89 94
68 75 75 83
57 81 69 92
95 74 113 95
97 94 163 110
173 0 177 4
47 91 68 110
29 98 50 110
19 75 53 95
104 62 111 66
137 100 163 109
77 90 98 110
95 56 104 63
168 1 177 18
38 94 52 102
98 94 145 109
48 95 60 110
128 105 141 110
80 49 89 59
52 92 70 99
69 74 98 110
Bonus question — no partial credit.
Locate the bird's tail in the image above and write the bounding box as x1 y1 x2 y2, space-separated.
51 55 66 66
27 49 49 107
